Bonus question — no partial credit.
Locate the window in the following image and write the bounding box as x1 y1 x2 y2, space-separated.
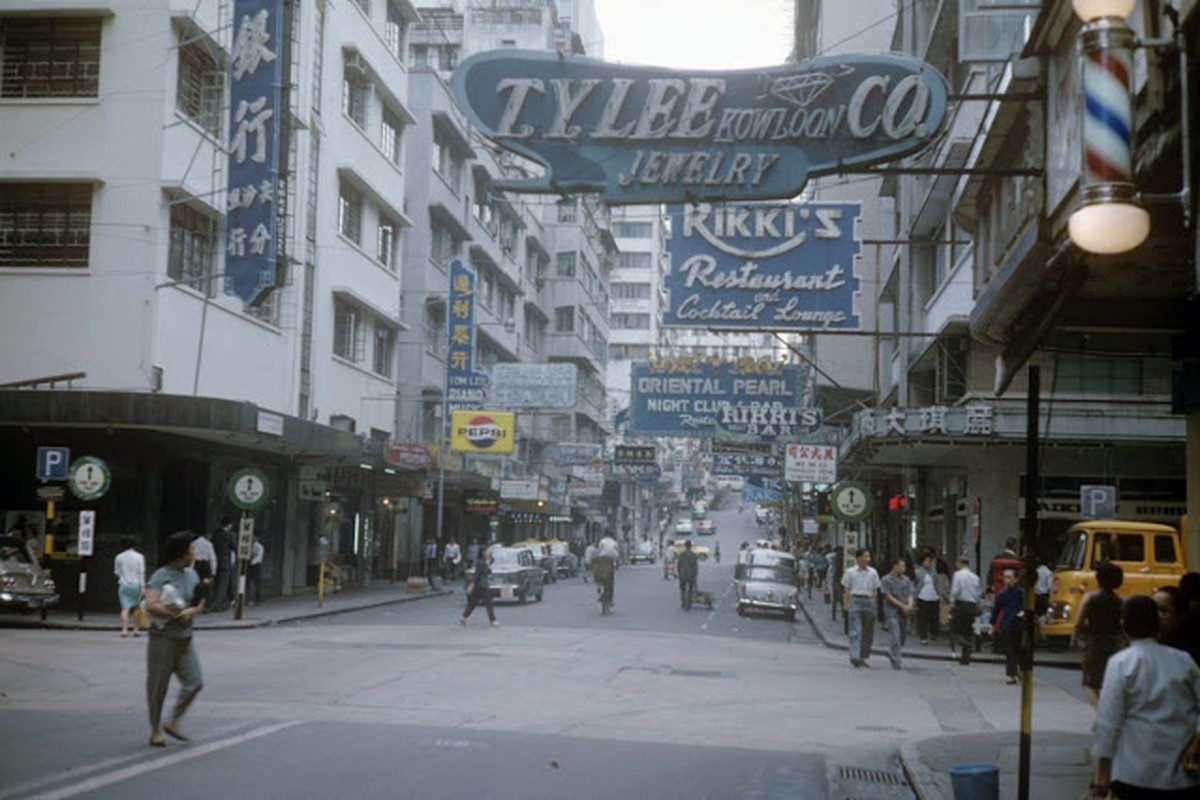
305 135 320 245
437 45 458 71
424 303 445 357
410 45 428 68
556 251 576 277
500 287 516 323
524 314 545 352
613 282 651 300
430 219 459 265
557 199 577 223
338 183 362 244
554 306 575 332
1094 533 1146 564
610 344 650 360
1155 535 1178 564
176 41 222 135
0 17 101 98
310 2 325 111
380 107 403 165
376 218 398 270
333 298 364 361
617 251 653 269
0 183 92 267
385 1 408 61
373 324 395 377
167 203 217 294
479 268 495 310
1054 355 1142 395
611 313 650 330
330 413 357 432
613 221 652 238
343 71 369 128
246 287 280 325
433 131 462 191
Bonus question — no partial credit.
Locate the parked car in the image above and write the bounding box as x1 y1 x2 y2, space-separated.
546 540 579 577
737 563 799 621
0 536 58 619
512 539 558 583
472 547 544 604
738 547 796 582
674 518 694 536
1044 519 1185 639
696 519 716 536
630 540 656 564
692 500 709 519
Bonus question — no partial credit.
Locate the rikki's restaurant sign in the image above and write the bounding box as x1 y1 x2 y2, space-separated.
452 50 948 204
630 357 821 442
666 202 861 330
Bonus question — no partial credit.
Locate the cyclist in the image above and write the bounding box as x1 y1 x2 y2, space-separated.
594 531 620 610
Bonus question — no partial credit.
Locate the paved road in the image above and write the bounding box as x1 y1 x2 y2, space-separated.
1 503 1095 799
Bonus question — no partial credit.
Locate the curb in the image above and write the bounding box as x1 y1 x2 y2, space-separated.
1 588 454 632
899 739 949 800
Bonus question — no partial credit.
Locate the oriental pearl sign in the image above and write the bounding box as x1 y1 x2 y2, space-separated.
452 50 949 204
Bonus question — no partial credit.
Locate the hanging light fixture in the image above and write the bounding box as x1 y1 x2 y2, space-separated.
1068 0 1151 254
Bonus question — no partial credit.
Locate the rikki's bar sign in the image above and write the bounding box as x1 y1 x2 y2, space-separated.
452 50 949 204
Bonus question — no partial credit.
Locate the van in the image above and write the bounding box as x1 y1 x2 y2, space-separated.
1044 520 1185 638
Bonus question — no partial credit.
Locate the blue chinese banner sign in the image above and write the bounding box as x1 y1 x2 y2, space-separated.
446 259 490 412
225 0 283 305
711 446 781 478
452 50 948 205
665 202 861 331
630 356 820 442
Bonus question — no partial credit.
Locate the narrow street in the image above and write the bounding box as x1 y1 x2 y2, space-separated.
0 508 1092 799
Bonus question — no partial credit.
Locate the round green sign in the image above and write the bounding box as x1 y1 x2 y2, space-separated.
68 456 111 501
831 480 872 523
228 467 269 510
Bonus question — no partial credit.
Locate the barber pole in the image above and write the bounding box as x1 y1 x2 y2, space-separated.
1081 19 1134 186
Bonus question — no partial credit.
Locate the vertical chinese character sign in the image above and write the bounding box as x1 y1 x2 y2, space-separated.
225 0 283 305
446 259 490 412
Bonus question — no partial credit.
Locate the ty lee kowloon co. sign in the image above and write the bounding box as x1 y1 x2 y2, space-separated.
451 50 949 204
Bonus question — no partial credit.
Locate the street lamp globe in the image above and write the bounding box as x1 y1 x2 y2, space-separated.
1073 0 1136 21
1069 199 1151 254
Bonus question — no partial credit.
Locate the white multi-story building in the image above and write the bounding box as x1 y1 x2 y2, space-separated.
0 0 423 603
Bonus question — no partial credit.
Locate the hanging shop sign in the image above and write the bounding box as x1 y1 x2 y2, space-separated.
554 443 602 467
630 357 819 442
386 443 431 470
452 50 949 204
664 202 861 330
491 363 578 408
224 0 283 305
500 479 538 500
711 446 780 478
852 404 996 439
784 443 838 484
567 480 604 497
465 495 499 515
613 445 656 465
446 259 491 413
450 410 515 454
742 484 783 503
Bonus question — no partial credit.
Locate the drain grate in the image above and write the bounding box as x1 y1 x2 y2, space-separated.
838 766 906 786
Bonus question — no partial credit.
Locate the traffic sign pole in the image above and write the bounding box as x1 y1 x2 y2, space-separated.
234 515 253 620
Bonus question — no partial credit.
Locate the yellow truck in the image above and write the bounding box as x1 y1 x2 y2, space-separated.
1044 520 1186 639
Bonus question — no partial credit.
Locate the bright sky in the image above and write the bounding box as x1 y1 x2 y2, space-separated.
595 0 795 70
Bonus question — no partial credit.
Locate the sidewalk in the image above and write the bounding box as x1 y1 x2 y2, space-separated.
798 592 1093 799
0 580 455 631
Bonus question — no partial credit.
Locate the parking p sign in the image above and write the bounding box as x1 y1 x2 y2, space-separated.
37 447 70 480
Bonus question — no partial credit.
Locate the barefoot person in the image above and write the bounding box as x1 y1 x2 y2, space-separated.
144 531 205 747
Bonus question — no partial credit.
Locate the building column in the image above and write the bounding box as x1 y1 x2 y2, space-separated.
1188 410 1200 571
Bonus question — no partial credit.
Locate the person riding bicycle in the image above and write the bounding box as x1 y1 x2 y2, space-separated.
594 531 620 608
677 540 699 611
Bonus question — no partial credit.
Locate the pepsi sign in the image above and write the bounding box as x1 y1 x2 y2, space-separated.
449 410 515 454
452 50 948 204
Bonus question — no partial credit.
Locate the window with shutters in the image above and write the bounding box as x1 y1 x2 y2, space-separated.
0 17 101 98
338 182 363 244
0 183 92 267
333 298 364 361
176 40 222 135
167 203 217 294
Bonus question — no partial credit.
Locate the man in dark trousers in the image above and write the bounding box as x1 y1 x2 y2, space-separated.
211 517 235 612
677 540 699 611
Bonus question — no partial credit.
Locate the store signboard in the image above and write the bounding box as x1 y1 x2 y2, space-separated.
784 443 838 484
446 259 491 413
452 50 949 205
491 363 578 408
665 202 861 331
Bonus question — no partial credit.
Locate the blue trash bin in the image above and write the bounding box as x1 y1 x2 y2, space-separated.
949 763 999 800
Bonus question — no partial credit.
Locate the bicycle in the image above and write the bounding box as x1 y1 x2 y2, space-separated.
593 556 614 615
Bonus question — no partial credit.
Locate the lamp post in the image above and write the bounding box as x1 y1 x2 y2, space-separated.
1068 0 1151 254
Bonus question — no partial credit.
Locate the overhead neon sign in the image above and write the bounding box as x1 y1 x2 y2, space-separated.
452 50 949 204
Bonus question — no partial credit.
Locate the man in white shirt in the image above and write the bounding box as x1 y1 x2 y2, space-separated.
113 536 145 637
841 548 882 668
1034 561 1053 619
1092 594 1200 798
594 532 620 606
248 537 264 606
190 531 217 610
949 556 982 665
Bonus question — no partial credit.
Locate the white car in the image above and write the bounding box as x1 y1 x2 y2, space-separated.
674 518 694 535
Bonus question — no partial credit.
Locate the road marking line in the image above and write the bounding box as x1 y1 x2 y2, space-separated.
19 721 302 800
0 720 254 800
